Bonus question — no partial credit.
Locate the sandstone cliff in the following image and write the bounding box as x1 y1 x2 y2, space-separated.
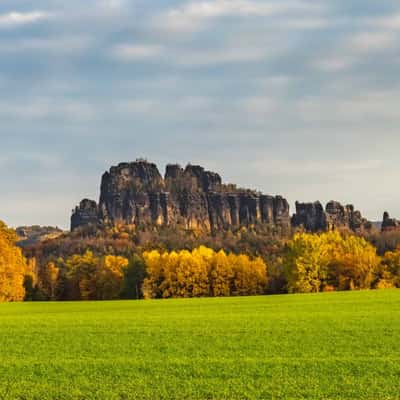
292 200 372 233
381 212 400 232
71 160 291 232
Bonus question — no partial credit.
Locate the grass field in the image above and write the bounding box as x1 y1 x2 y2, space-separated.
1 291 400 399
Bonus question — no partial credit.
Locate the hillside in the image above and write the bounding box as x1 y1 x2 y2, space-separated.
16 226 64 247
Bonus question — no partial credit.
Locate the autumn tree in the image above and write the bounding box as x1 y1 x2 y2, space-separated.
35 262 60 300
380 249 400 288
95 255 129 300
64 250 100 300
231 254 268 296
0 220 29 302
328 234 381 290
283 232 331 293
283 231 381 293
209 250 232 297
143 246 268 299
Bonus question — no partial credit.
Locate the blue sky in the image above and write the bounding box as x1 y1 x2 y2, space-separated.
1 0 400 228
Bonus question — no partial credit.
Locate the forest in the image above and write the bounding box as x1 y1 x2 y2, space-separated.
2 219 400 302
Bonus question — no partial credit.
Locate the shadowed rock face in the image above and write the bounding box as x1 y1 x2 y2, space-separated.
71 199 99 231
71 160 291 231
382 212 400 232
292 201 326 232
292 200 371 233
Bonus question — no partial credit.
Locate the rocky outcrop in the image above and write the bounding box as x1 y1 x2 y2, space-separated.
292 200 371 233
72 160 375 235
381 212 400 232
325 201 371 231
291 201 326 232
72 160 291 232
71 199 99 231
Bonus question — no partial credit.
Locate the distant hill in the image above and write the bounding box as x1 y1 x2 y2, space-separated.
16 226 64 247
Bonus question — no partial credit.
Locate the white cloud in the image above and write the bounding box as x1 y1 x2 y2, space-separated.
313 56 356 72
295 89 400 123
117 99 159 114
174 47 268 66
112 44 164 61
154 0 324 33
98 0 127 10
0 99 98 122
166 0 318 19
239 96 279 116
349 31 398 53
114 96 231 125
370 14 400 30
0 11 51 28
111 34 283 66
168 0 285 19
251 157 384 177
312 27 399 73
0 35 92 53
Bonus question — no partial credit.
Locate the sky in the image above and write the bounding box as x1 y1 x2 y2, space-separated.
1 0 400 229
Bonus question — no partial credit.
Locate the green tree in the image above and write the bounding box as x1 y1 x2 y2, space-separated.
121 254 147 299
64 250 99 300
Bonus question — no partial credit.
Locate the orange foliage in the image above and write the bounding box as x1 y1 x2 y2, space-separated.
0 221 29 301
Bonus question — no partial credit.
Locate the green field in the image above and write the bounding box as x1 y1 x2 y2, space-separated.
1 291 400 399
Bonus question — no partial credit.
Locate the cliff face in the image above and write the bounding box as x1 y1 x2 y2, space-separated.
291 201 326 232
292 200 371 233
71 199 99 231
72 160 291 232
381 212 400 232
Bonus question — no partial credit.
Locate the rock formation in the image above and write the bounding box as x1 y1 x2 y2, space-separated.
381 212 400 232
71 160 291 232
71 199 99 231
291 201 326 232
292 200 371 233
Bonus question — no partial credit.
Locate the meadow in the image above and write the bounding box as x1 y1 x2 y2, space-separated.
1 290 400 399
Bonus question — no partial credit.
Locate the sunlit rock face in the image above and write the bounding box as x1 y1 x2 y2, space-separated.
71 160 291 232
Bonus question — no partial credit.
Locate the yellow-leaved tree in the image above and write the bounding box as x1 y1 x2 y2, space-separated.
283 232 331 293
64 250 100 300
0 220 29 302
231 254 268 296
328 234 380 290
283 231 381 293
209 250 232 297
96 255 129 300
143 246 268 299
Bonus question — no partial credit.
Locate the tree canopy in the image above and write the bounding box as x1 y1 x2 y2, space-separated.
0 221 29 301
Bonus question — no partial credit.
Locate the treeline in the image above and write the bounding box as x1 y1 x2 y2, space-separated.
24 248 266 301
143 247 267 298
27 252 146 301
2 220 400 301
